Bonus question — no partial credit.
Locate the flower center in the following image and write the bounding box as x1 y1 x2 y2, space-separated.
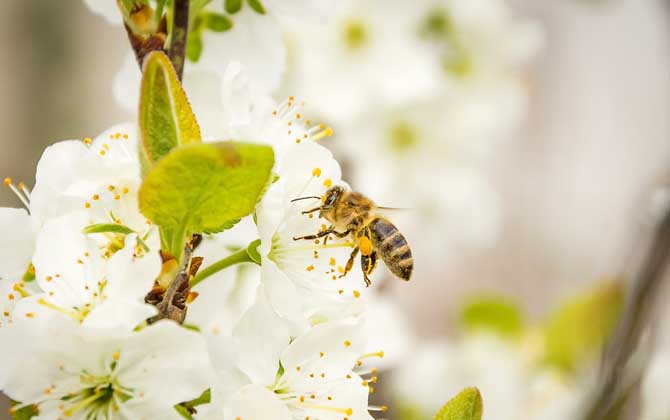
37 277 108 323
271 97 333 144
10 352 136 418
342 19 368 50
388 121 420 152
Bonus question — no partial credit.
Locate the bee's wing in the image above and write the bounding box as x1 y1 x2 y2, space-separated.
375 206 411 216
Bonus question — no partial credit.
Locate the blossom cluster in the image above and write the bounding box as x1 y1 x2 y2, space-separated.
0 99 386 419
0 3 397 420
1 0 550 419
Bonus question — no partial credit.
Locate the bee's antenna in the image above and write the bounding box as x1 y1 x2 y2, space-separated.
290 196 321 203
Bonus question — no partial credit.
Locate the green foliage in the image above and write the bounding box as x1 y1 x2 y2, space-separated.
247 0 266 14
186 31 204 62
175 388 211 419
139 51 202 176
225 0 243 14
246 238 262 264
433 387 483 420
204 12 233 32
10 401 38 420
82 223 135 235
543 280 624 373
139 142 274 258
459 294 525 338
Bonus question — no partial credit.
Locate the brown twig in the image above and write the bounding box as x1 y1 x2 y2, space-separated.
121 4 167 67
145 234 202 324
583 208 670 419
168 0 189 80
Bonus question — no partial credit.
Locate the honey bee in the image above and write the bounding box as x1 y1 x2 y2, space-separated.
292 186 413 286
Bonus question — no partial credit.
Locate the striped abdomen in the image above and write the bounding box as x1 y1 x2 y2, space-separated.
369 217 413 281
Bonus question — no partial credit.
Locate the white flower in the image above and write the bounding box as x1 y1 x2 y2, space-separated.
0 207 36 326
283 0 442 124
29 123 150 237
14 212 160 330
420 0 544 84
256 141 365 328
0 318 212 420
205 301 377 420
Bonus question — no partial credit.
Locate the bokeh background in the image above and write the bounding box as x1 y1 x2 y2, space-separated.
0 0 668 419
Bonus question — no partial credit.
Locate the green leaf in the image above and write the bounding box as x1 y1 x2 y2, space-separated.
183 389 211 408
186 31 204 62
10 401 38 420
433 387 483 420
459 294 525 338
246 238 262 264
225 0 243 13
82 223 134 235
204 12 233 32
543 280 624 373
247 0 266 14
139 142 274 257
175 388 211 419
22 263 35 282
174 404 193 420
139 51 201 176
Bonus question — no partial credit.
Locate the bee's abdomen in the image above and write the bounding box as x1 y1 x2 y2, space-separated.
370 218 413 281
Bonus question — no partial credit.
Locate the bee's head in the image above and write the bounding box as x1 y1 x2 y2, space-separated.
318 186 344 222
322 186 344 209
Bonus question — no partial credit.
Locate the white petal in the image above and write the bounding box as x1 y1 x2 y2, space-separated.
29 141 94 228
83 0 123 25
116 321 214 416
224 384 292 420
199 8 286 93
281 318 366 386
105 234 161 302
0 207 34 279
113 53 141 113
82 300 157 331
260 257 305 327
33 212 103 309
232 289 290 385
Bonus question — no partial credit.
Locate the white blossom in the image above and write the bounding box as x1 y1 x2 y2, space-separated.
13 212 160 330
0 318 212 420
204 301 378 420
256 141 366 328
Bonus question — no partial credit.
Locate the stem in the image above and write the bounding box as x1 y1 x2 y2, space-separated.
190 248 255 288
583 208 670 419
169 0 190 80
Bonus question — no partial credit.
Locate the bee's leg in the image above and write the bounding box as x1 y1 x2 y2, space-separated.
292 228 334 241
339 247 359 278
360 251 378 287
323 228 351 245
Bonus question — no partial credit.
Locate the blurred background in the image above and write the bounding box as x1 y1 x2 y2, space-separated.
0 0 668 419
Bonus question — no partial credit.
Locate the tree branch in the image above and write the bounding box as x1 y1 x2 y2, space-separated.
168 0 190 80
583 208 670 419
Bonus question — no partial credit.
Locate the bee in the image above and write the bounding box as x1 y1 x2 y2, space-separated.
292 186 413 286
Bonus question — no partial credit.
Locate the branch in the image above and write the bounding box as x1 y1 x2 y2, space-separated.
583 208 670 419
168 0 190 80
145 234 203 324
